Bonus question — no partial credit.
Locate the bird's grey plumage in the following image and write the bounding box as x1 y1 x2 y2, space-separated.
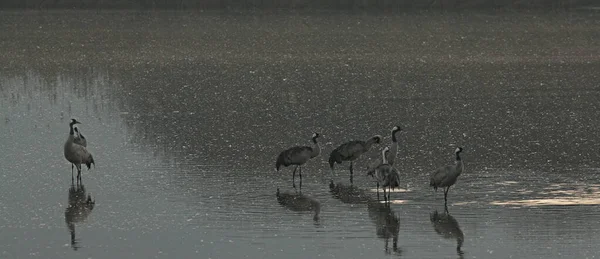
329 135 382 184
429 147 464 206
370 146 400 202
430 210 464 255
275 133 321 189
276 188 321 221
367 126 402 175
73 127 87 147
64 119 95 183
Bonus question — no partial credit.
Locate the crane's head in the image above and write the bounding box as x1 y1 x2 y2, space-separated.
70 119 82 125
392 125 402 133
311 132 320 143
455 147 463 153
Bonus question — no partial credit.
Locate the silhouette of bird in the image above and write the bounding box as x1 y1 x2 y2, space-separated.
276 188 321 221
430 209 464 256
329 135 382 184
275 133 321 189
367 126 402 174
430 147 464 207
369 147 400 202
64 119 95 183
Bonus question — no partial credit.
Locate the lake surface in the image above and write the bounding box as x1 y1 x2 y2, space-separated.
1 10 600 259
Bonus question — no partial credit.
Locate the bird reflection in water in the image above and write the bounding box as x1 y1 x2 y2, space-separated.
276 188 320 222
368 200 401 255
430 209 464 257
330 181 401 255
65 183 95 250
328 180 370 204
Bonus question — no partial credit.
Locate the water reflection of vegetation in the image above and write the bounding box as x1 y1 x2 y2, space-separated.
65 183 95 251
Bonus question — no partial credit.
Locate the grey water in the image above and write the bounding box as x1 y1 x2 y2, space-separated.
1 10 600 259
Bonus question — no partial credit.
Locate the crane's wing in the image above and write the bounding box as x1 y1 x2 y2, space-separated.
335 141 365 159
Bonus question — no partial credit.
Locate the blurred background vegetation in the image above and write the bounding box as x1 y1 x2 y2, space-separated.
1 0 597 10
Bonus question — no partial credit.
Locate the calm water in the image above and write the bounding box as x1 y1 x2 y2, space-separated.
1 10 600 259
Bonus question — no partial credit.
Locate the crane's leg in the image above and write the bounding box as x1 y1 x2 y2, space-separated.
299 166 303 191
71 164 74 181
376 182 380 200
349 162 354 184
76 164 82 184
444 186 451 207
383 187 387 203
292 166 298 188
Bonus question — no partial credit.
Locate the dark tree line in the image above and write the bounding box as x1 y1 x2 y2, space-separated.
1 0 596 10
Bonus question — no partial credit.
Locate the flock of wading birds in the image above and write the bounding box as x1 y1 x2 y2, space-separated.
63 119 464 206
275 125 464 205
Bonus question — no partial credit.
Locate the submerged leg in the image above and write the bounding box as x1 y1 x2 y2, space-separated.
292 166 298 188
349 162 354 184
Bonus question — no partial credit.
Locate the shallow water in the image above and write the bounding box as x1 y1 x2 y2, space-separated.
1 10 600 259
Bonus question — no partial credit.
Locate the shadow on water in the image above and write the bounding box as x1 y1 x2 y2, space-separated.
430 209 464 258
275 188 320 223
65 184 95 251
367 200 402 256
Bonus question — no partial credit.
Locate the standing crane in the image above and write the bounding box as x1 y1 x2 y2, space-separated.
275 133 321 189
429 147 464 207
367 126 402 175
64 119 95 183
329 135 382 184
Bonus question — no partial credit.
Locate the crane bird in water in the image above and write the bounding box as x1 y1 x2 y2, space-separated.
367 126 402 175
368 146 400 203
275 133 321 189
329 134 382 184
64 119 95 183
429 147 464 207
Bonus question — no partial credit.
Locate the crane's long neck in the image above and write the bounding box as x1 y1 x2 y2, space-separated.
311 138 321 158
69 122 75 135
388 136 399 165
381 149 388 164
455 152 463 175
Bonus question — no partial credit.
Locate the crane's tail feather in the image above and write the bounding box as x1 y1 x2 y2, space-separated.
86 155 95 170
